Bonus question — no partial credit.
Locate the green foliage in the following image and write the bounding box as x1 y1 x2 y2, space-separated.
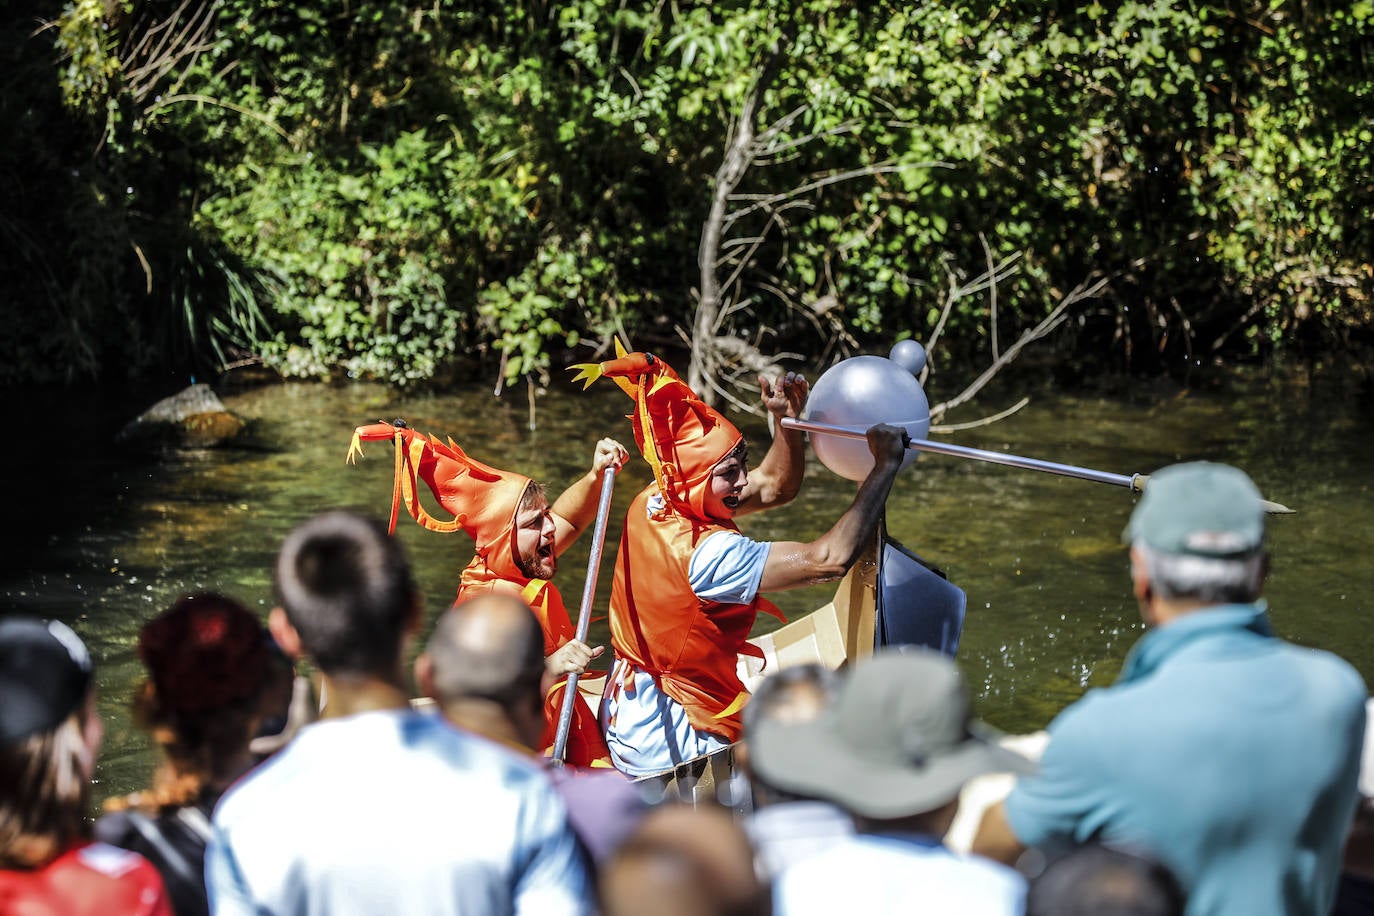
2 0 1370 386
52 0 124 123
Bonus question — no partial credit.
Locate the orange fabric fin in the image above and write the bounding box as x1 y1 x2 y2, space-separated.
398 437 463 533
757 597 787 623
388 431 404 534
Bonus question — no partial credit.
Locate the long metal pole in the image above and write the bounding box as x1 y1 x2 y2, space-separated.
781 418 1293 514
550 465 618 764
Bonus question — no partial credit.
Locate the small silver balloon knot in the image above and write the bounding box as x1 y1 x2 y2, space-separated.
889 339 927 377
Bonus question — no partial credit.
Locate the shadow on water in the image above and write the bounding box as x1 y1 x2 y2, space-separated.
1 362 1371 802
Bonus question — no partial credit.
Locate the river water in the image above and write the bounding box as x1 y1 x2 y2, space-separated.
1 362 1371 804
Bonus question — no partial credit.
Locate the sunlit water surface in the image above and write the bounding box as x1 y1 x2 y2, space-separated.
1 364 1370 804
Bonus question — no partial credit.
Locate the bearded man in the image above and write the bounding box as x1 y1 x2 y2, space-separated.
347 420 627 767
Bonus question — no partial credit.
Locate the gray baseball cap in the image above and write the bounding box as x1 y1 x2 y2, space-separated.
748 649 1034 819
1124 461 1265 557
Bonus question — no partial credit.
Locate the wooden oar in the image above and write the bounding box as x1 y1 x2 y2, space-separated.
550 465 618 765
781 417 1294 514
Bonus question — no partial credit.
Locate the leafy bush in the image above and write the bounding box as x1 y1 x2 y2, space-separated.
1 0 1368 386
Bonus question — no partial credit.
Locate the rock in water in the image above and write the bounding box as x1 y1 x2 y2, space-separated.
117 384 245 448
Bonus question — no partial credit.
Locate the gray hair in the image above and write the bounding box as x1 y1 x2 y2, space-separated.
1134 542 1266 605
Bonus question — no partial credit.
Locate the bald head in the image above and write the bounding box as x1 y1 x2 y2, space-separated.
424 593 546 708
600 804 768 916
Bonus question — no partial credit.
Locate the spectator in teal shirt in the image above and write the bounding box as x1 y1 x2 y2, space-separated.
973 461 1367 916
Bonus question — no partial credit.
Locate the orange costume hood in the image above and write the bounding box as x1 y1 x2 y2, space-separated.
570 345 742 523
345 420 531 583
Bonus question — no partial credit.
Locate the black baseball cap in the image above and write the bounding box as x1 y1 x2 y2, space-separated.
0 618 94 745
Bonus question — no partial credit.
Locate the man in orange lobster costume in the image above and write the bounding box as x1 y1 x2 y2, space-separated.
346 420 627 767
571 349 908 776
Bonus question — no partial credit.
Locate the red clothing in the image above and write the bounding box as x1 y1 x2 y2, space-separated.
0 842 173 916
457 567 612 768
608 484 782 743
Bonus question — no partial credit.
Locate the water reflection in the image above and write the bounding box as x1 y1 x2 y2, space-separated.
1 366 1370 802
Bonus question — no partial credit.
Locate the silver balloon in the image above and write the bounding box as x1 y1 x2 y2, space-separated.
888 339 927 377
805 355 930 481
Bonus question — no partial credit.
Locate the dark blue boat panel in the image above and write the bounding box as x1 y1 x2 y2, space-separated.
875 538 966 657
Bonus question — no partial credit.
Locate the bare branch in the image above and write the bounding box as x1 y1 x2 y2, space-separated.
1167 295 1195 365
144 94 293 143
700 364 762 415
1208 299 1266 354
755 279 801 312
718 209 787 296
718 294 756 329
754 119 863 165
980 232 999 361
930 273 1110 421
617 67 643 102
929 397 1030 433
921 266 961 372
121 0 220 108
753 105 809 147
689 35 792 400
725 160 952 224
923 252 1022 362
720 235 769 251
710 335 785 377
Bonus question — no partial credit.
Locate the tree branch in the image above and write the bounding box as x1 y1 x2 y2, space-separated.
121 0 219 108
726 160 952 225
980 232 999 361
929 396 1030 433
924 252 1022 363
689 35 792 401
753 119 863 165
930 274 1110 422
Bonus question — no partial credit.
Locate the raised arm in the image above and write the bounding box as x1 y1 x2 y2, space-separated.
756 424 906 592
551 437 629 554
736 371 810 516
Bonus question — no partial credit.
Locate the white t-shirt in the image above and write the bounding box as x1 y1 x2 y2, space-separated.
687 529 771 604
774 833 1025 916
206 709 590 916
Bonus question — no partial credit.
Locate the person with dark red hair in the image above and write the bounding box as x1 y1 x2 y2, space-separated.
572 348 905 776
96 593 282 916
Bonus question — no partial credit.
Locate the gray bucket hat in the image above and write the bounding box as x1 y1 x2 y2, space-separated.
749 648 1034 819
